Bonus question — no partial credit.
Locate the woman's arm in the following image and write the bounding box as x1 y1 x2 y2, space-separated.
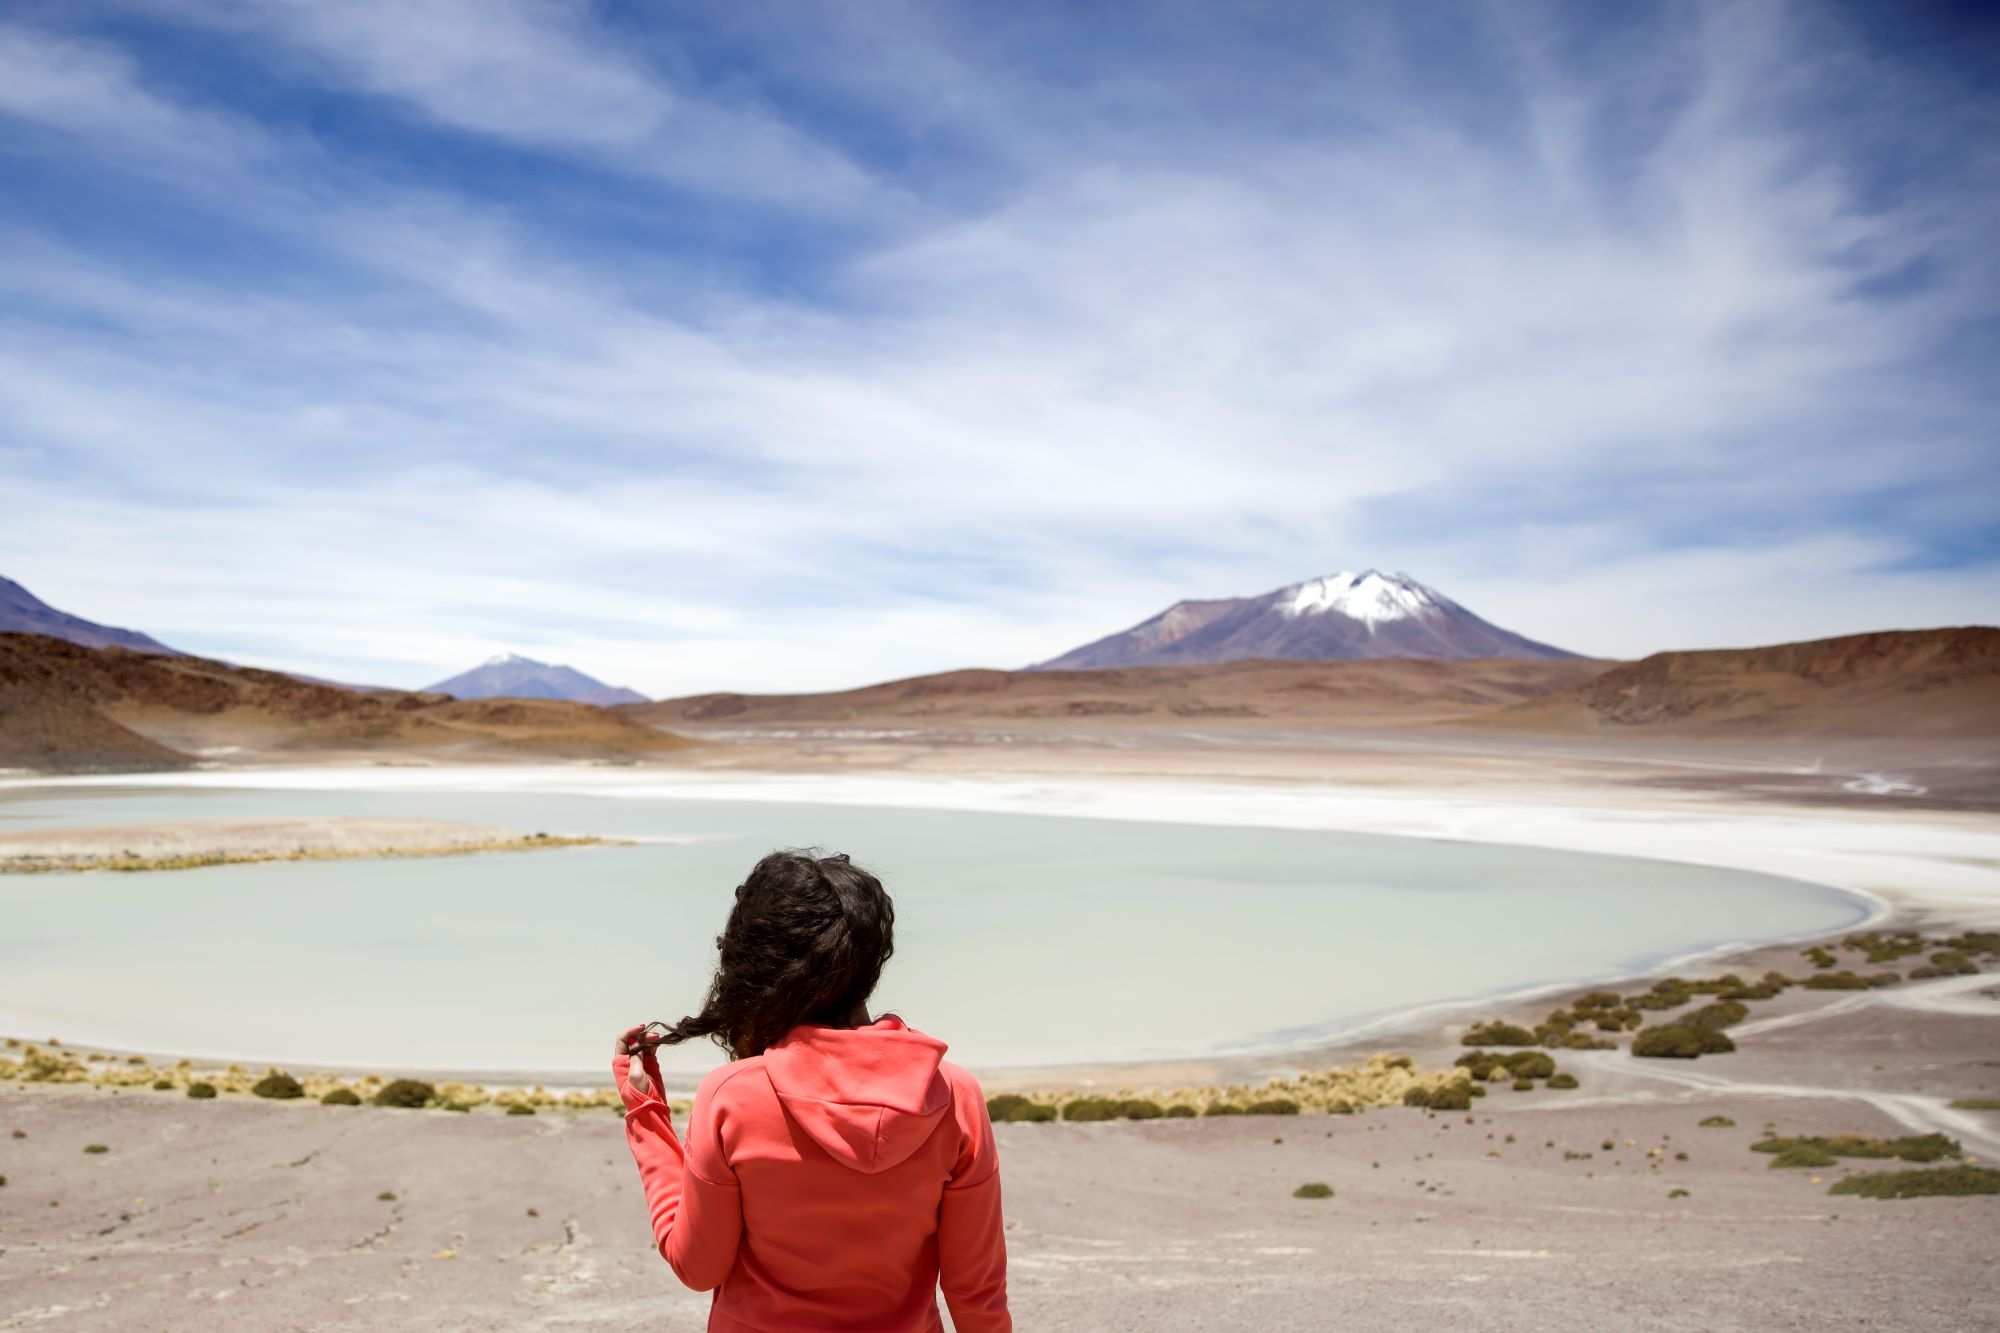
937 1070 1011 1333
612 1037 744 1291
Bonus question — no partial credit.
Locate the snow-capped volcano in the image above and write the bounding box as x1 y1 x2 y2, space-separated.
1029 570 1577 670
1278 570 1443 625
424 653 648 706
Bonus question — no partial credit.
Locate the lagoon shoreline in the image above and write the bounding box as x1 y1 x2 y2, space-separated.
7 740 1992 1088
0 910 1949 1105
1 743 1993 1090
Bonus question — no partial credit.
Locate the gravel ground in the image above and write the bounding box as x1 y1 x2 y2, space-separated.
5 991 1996 1333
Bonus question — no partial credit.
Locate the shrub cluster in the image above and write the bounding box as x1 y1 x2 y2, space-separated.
1780 928 1994 986
1244 1098 1300 1116
1838 928 1999 967
1828 1166 2000 1199
1559 1032 1618 1049
1292 1182 1334 1199
1531 1000 1622 1046
986 1094 1043 1123
1455 1050 1558 1082
1404 1081 1473 1111
320 1088 362 1106
1718 974 1792 1001
964 1052 1435 1121
1946 930 2000 956
1629 980 1696 1012
1680 1000 1750 1032
251 1072 305 1100
1559 992 1635 1036
1532 971 1796 1047
1059 1097 1169 1122
186 1081 217 1099
1841 930 1928 963
1911 950 1979 979
371 1079 437 1109
1460 1022 1536 1047
1751 1133 1960 1163
1802 971 1898 991
1631 1027 1735 1059
1503 1051 1556 1079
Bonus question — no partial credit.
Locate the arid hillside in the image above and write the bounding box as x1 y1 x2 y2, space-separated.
1472 627 2000 737
627 657 1612 728
0 634 694 773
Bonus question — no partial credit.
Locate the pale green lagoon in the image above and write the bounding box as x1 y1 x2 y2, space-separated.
0 779 1868 1076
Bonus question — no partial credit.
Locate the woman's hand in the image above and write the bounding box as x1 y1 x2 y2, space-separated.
615 1023 662 1058
614 1024 663 1106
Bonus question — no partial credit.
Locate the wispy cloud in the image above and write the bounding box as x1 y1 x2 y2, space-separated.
99 0 885 207
0 2 1994 692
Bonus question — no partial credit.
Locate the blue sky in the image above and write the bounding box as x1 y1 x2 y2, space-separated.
1 1 1995 694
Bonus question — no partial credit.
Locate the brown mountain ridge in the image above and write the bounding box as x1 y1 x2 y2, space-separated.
627 657 1612 728
7 626 1994 775
1474 627 2000 737
632 628 2000 739
0 633 693 773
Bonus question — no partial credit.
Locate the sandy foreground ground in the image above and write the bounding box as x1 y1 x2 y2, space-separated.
3 734 1999 1329
4 979 1998 1333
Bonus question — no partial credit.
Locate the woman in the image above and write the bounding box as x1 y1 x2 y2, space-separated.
612 849 1012 1333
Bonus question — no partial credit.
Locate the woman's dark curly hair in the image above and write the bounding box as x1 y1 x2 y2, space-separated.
655 849 896 1060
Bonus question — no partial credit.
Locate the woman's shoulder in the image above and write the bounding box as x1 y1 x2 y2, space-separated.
939 1060 990 1130
939 1059 984 1099
694 1053 771 1107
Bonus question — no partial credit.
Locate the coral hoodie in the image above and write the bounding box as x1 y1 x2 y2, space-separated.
613 1015 1010 1333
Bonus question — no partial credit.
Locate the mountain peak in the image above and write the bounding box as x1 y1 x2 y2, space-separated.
1277 570 1441 626
0 575 180 656
1030 569 1576 670
428 654 647 706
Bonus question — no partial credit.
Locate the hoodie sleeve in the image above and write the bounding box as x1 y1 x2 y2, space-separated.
614 1050 743 1292
937 1068 1011 1333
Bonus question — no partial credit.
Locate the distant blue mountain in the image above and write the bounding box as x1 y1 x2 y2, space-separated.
425 652 648 706
0 575 180 655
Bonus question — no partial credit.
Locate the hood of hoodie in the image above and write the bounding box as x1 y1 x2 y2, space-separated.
761 1015 951 1174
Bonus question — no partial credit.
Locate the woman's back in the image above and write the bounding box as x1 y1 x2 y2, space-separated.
619 1016 1007 1331
615 850 1009 1331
